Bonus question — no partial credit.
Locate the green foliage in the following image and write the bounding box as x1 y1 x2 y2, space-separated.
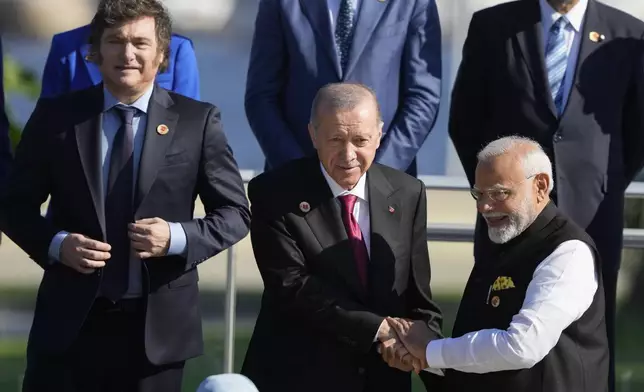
3 55 41 151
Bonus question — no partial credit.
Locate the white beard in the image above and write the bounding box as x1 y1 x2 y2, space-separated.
484 197 535 244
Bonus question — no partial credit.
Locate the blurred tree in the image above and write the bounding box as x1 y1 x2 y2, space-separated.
3 54 40 151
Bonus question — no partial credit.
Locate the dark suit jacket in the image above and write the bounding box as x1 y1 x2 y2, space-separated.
245 0 442 175
241 158 443 392
449 0 644 270
0 85 250 365
0 38 11 187
40 25 200 100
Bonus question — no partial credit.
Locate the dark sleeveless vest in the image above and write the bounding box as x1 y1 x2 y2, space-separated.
444 202 608 392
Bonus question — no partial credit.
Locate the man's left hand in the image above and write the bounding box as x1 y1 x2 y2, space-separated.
128 218 171 259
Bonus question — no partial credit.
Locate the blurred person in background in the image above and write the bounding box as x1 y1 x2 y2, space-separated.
245 0 442 177
40 21 200 100
448 1 644 389
0 0 250 391
0 37 11 245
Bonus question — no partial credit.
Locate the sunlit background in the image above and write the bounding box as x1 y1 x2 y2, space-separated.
1 1 644 391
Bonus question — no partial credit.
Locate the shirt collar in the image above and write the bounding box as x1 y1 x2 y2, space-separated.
540 0 588 33
320 162 368 202
103 84 154 114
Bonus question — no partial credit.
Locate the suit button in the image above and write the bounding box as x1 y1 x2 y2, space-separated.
553 133 563 142
358 367 365 375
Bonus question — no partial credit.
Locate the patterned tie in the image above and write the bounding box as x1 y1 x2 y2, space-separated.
545 16 570 116
339 194 368 288
335 0 355 73
101 105 136 301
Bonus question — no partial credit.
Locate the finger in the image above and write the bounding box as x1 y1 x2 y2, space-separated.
78 248 111 261
387 317 406 337
79 237 111 252
128 223 151 235
395 344 409 360
136 251 153 259
135 218 159 225
75 265 96 274
130 240 149 252
128 231 148 242
79 258 107 269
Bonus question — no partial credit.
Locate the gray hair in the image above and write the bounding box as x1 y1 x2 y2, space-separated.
309 83 382 128
477 136 554 192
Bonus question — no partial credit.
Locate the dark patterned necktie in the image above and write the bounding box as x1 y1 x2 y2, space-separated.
339 194 368 287
101 105 136 301
335 0 355 73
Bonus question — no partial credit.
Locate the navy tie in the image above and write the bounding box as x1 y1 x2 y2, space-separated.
545 16 570 116
335 0 355 73
101 105 136 301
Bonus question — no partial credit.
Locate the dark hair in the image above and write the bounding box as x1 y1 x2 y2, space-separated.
87 0 172 72
310 82 382 128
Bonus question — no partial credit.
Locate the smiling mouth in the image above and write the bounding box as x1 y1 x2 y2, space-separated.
485 215 509 226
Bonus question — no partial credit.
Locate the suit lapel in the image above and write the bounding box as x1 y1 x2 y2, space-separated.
345 0 389 77
300 0 342 78
135 87 179 211
515 1 558 117
562 0 603 117
303 163 366 300
75 86 106 238
366 166 401 278
80 44 102 86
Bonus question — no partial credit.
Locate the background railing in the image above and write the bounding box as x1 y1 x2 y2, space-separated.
221 173 644 372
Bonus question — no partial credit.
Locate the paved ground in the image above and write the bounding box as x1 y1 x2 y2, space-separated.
0 189 478 296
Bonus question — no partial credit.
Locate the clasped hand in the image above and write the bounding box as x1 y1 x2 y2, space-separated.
377 317 432 374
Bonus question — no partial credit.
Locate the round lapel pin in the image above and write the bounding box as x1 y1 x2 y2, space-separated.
491 296 500 308
589 31 605 43
388 206 395 213
299 201 311 213
157 124 169 135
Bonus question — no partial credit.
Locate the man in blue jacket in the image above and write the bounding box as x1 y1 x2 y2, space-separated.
40 24 200 99
245 0 442 176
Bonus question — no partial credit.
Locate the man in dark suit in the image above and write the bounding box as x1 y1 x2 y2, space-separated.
448 1 644 390
0 37 11 245
241 83 443 392
0 1 250 391
245 0 442 176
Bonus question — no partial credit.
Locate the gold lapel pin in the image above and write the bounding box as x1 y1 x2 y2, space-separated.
156 124 169 135
589 31 605 43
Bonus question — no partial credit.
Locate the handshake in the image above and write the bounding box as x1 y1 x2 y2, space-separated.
377 317 434 374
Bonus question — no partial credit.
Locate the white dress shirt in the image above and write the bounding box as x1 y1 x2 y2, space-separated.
539 0 588 111
320 163 370 255
326 0 361 31
425 240 598 373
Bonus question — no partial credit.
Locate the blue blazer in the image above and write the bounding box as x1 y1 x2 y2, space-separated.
245 0 442 174
0 38 11 186
40 25 200 100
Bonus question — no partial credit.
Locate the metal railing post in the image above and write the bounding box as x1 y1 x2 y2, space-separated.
223 245 236 373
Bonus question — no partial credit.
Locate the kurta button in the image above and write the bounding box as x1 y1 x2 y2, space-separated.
358 367 365 375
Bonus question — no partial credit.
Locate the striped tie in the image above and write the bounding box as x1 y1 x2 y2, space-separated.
545 16 570 115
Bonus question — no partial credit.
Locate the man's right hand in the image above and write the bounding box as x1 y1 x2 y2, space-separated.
59 234 111 274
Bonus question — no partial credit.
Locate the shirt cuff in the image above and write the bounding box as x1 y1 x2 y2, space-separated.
48 231 70 263
426 338 447 369
167 222 188 256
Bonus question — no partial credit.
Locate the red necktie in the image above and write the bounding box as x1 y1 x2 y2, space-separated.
339 195 368 287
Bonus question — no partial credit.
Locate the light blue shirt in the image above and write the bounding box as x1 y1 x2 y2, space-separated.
539 0 588 111
48 86 187 296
